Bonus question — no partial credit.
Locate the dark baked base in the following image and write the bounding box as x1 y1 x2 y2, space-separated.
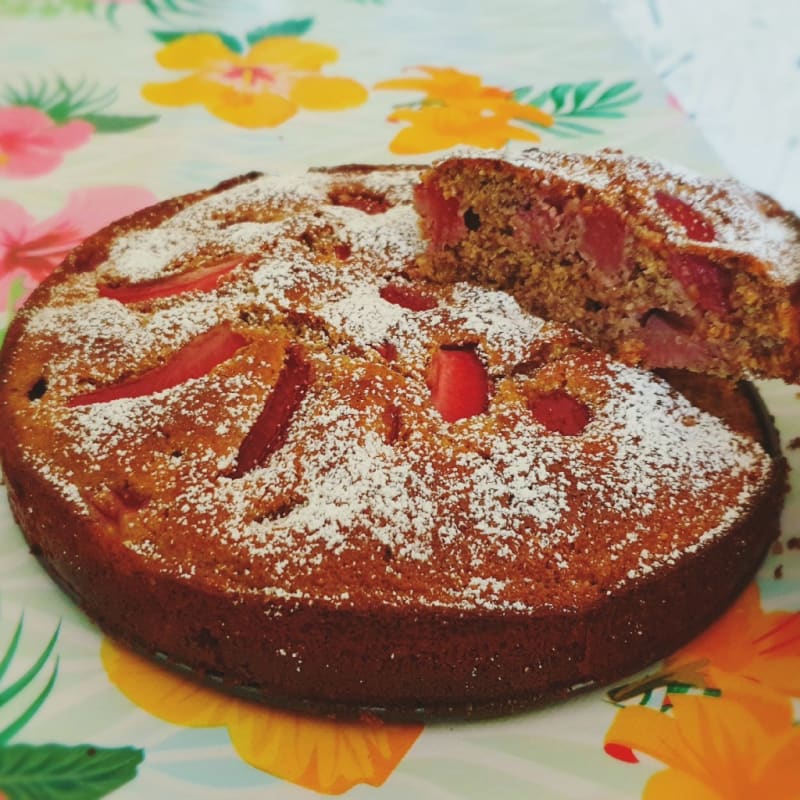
3 377 786 720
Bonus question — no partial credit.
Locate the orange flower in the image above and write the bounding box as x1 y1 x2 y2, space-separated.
605 692 800 800
375 66 509 103
101 639 422 794
376 66 552 155
665 582 800 699
142 33 368 128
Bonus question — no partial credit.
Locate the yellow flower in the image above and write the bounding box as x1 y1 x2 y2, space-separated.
376 66 552 155
605 692 800 800
386 101 547 155
101 639 422 794
142 33 368 128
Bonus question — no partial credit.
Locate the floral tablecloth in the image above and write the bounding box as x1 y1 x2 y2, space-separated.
1 1 799 798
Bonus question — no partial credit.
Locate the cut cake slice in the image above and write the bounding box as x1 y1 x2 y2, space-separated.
415 148 800 382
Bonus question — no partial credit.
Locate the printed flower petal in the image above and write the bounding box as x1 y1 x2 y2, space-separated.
605 693 800 800
0 198 36 245
246 36 338 71
155 33 240 70
0 107 93 178
1 187 156 280
644 768 721 800
143 33 365 128
204 87 297 128
102 639 237 726
388 124 462 155
101 638 422 794
388 105 541 154
32 118 95 148
142 74 220 108
665 582 800 697
227 705 421 794
375 66 507 102
290 75 368 110
0 106 53 135
55 186 157 240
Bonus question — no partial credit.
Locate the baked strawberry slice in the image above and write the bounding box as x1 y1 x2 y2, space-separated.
69 325 248 406
529 389 591 435
232 345 313 476
640 310 711 370
380 283 438 311
668 253 732 314
414 180 465 248
334 243 352 261
98 257 242 303
581 206 626 274
655 191 716 242
373 341 398 362
427 345 490 422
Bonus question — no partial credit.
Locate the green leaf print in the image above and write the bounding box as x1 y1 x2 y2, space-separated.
0 618 60 746
246 17 314 46
0 0 92 15
0 744 144 800
0 0 212 19
0 610 145 798
137 0 212 20
515 79 642 138
2 77 159 131
79 113 160 133
151 28 244 53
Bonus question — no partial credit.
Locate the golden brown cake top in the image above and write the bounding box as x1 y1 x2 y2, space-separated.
1 165 776 613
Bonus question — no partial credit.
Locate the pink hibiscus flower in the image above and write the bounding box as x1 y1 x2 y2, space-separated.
0 186 157 311
0 106 94 179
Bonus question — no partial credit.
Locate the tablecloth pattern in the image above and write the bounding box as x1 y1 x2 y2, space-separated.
1 1 799 798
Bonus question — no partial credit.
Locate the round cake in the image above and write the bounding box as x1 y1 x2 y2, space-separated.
0 162 787 719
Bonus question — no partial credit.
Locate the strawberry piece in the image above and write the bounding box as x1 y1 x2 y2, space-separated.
69 325 247 407
232 345 313 476
515 204 558 248
382 404 401 444
581 207 626 274
374 341 398 362
668 253 732 314
334 243 352 261
98 257 242 303
640 310 710 370
414 180 465 248
655 191 716 242
426 345 490 422
328 187 390 214
604 742 639 764
528 389 591 435
380 284 438 311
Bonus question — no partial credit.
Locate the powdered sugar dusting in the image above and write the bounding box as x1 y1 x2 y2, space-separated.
508 147 800 284
7 163 778 613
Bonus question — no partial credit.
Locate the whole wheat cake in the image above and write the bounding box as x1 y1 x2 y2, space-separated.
0 159 788 719
416 148 800 381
